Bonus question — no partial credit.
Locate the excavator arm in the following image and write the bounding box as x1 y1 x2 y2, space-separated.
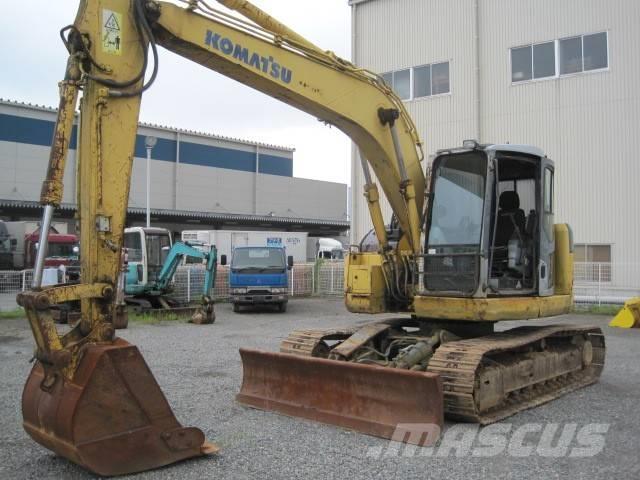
18 0 429 475
155 242 216 294
151 0 425 253
155 242 218 324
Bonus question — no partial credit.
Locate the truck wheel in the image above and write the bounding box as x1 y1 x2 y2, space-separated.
233 303 241 313
278 302 287 313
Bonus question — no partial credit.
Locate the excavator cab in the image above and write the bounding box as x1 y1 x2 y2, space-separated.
423 142 558 299
124 227 173 293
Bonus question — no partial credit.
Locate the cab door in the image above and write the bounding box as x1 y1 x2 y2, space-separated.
538 159 555 296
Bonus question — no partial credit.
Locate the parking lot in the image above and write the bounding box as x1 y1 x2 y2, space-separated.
1 298 639 479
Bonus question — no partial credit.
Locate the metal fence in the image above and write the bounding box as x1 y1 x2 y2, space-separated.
574 262 640 306
169 261 344 303
0 262 637 310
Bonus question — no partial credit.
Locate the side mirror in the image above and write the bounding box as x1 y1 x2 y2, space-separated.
287 255 294 269
220 254 227 266
72 246 80 254
34 242 40 251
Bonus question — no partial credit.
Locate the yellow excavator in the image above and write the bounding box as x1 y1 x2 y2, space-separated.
19 0 605 476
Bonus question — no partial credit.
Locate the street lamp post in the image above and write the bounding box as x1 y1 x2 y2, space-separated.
144 136 157 228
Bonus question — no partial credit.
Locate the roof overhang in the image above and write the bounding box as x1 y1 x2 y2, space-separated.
0 200 349 231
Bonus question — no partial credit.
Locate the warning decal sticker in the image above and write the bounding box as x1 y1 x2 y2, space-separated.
102 9 122 55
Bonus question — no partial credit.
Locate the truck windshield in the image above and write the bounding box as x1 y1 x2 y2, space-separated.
427 151 487 250
48 243 78 258
232 248 285 272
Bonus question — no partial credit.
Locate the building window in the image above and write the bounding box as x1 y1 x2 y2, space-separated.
574 244 611 282
413 65 431 98
382 61 450 101
559 36 583 74
512 32 608 84
381 72 392 87
393 69 411 100
583 32 608 71
512 41 556 82
560 33 609 74
431 62 450 95
533 42 556 78
381 69 410 100
511 46 533 82
574 244 611 263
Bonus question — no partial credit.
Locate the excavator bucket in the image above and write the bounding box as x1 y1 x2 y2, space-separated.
610 297 640 328
237 349 443 445
22 338 218 477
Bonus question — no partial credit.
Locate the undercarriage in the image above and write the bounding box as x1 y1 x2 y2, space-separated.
275 319 605 424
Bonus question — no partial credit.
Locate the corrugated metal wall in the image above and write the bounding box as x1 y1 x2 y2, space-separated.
351 0 479 243
478 0 640 273
351 0 640 280
0 101 347 222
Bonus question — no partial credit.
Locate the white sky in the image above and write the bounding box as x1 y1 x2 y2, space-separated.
0 0 352 185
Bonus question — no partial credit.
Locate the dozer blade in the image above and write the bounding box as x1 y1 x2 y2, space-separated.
22 338 218 477
610 297 640 328
237 348 443 445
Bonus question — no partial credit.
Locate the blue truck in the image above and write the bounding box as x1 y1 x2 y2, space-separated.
222 246 293 313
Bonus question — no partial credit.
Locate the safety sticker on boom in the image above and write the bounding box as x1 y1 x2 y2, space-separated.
102 9 123 55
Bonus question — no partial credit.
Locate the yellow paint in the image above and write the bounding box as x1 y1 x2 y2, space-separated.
345 253 387 313
363 183 388 250
413 295 573 322
610 297 640 328
44 283 111 304
554 224 574 295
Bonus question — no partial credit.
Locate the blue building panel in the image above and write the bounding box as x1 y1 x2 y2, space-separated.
258 153 294 177
0 112 293 177
133 135 176 162
0 113 77 149
179 141 256 172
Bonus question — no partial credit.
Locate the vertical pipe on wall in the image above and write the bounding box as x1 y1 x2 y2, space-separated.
473 0 481 142
254 145 259 214
349 2 358 245
175 131 180 210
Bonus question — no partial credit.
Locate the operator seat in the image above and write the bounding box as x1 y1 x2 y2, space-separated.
494 190 526 253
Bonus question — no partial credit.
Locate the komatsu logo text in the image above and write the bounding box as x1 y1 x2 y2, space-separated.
205 30 292 84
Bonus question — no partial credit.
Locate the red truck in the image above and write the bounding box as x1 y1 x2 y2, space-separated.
3 221 80 280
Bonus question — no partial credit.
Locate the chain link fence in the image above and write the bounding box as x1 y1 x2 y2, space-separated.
0 262 637 311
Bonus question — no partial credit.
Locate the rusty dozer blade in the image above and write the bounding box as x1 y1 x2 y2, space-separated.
237 348 443 445
22 338 218 477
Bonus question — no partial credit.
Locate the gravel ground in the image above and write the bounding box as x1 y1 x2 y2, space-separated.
1 298 639 479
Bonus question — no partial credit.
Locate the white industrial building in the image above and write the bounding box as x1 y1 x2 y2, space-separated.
0 99 349 237
349 0 639 289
